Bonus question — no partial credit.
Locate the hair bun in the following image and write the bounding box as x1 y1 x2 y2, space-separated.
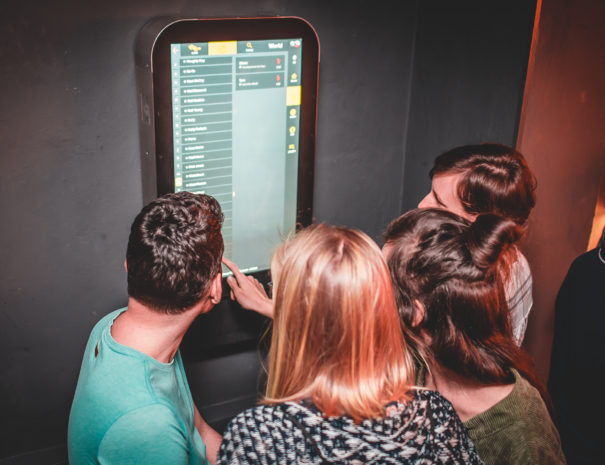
466 214 522 270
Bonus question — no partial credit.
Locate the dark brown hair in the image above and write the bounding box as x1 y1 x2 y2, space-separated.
126 192 224 313
384 209 538 387
430 143 537 226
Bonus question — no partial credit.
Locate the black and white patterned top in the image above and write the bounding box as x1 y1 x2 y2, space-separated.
216 389 484 464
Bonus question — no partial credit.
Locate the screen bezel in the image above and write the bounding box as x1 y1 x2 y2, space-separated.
151 17 319 231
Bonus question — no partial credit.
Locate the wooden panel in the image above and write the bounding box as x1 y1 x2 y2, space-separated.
517 0 605 382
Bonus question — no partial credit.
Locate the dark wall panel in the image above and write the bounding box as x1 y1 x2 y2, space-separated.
517 0 605 382
402 0 537 211
310 2 418 236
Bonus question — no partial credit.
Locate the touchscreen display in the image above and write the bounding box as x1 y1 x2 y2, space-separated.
170 38 303 275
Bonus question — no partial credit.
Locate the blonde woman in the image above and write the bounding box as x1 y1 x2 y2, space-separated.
218 224 483 464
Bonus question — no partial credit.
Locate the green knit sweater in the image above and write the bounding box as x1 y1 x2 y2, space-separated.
417 367 566 465
463 369 566 465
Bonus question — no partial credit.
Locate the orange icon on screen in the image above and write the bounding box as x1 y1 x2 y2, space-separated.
188 44 202 52
276 58 281 64
276 75 281 81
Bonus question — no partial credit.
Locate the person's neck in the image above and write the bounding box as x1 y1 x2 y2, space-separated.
111 298 205 363
425 362 514 422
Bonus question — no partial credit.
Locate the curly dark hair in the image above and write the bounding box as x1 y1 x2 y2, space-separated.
126 192 224 313
430 143 537 226
384 208 532 384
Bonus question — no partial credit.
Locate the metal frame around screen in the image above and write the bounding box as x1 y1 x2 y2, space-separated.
149 17 319 228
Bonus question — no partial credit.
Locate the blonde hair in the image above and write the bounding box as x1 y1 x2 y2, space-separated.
264 224 414 422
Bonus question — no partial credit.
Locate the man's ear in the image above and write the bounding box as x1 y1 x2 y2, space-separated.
208 272 222 306
412 299 426 327
124 260 128 271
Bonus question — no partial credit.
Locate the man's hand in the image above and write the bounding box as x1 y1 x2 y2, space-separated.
222 257 274 318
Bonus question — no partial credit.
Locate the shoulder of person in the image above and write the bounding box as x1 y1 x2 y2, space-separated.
505 435 566 465
504 372 565 458
217 403 307 465
98 403 192 464
104 402 185 437
87 308 126 342
414 387 461 418
570 247 602 272
508 248 531 276
225 402 315 431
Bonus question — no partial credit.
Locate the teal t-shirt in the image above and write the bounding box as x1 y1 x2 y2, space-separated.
68 309 210 465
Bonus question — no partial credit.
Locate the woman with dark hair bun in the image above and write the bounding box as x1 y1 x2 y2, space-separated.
383 208 566 465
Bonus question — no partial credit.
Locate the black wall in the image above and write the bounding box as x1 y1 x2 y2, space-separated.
402 1 537 211
0 1 535 462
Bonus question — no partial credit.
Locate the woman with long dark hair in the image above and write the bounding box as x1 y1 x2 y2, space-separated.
383 208 565 465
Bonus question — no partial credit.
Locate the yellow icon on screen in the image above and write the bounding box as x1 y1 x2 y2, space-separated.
289 126 296 136
175 177 183 187
291 73 298 81
188 44 202 52
289 108 297 117
246 42 252 48
286 86 301 106
208 41 237 55
288 144 296 150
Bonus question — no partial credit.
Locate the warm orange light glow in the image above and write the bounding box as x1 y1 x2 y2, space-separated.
587 168 605 250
